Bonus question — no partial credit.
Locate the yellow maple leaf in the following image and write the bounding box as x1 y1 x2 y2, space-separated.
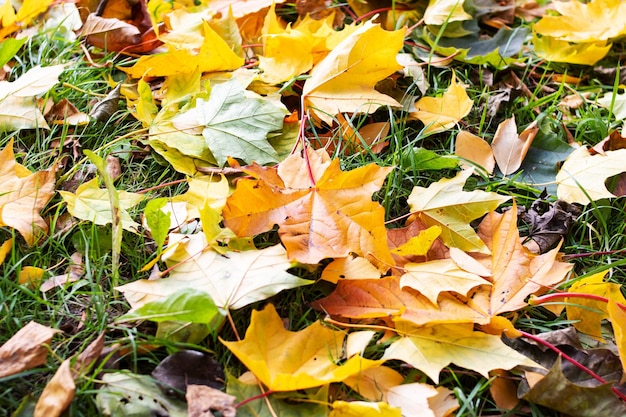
0 139 56 244
58 178 145 232
410 73 473 134
221 304 383 391
302 20 404 125
124 21 243 78
330 401 401 417
564 271 624 341
533 0 626 43
0 0 55 40
259 5 358 85
533 34 611 66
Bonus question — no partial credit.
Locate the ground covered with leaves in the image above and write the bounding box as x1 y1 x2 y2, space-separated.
3 0 626 416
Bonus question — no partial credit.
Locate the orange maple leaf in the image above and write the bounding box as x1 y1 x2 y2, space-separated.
313 205 572 329
223 147 394 268
0 139 56 244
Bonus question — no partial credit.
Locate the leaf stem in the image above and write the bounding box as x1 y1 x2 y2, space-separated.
530 292 626 312
519 330 626 402
235 389 275 409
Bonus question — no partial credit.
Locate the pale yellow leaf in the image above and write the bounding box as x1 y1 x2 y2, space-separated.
343 366 404 402
117 234 311 310
400 259 491 305
556 146 626 204
424 0 472 26
387 383 458 417
383 322 538 383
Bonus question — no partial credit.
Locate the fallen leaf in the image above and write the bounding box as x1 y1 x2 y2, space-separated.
302 20 404 125
387 383 458 417
455 130 495 174
34 359 75 417
343 366 404 402
207 0 287 19
223 147 394 268
330 401 401 417
96 371 187 417
311 276 490 325
172 78 287 166
382 321 538 383
491 116 537 175
321 255 381 283
532 34 610 66
519 356 626 417
391 225 442 257
533 0 626 43
153 350 225 392
80 13 141 52
124 22 243 78
18 266 45 289
117 288 225 326
473 205 573 316
556 146 626 204
0 239 12 265
400 259 491 305
221 304 383 391
423 0 472 26
187 385 236 417
564 271 623 340
58 177 145 232
597 89 626 121
0 321 60 378
0 64 65 130
89 84 121 123
407 169 510 253
410 73 473 134
0 0 55 40
117 235 312 310
0 139 56 244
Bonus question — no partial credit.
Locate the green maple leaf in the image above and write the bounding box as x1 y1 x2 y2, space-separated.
174 79 288 166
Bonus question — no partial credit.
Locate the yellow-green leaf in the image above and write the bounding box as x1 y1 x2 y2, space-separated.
407 169 510 253
59 178 145 232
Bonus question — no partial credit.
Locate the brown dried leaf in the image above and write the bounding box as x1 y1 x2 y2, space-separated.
186 385 236 417
81 14 140 51
0 321 60 378
34 359 75 417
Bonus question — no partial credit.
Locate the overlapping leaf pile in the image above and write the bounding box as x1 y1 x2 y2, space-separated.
4 0 626 416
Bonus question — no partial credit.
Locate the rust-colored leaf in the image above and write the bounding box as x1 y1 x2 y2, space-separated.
0 321 60 378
